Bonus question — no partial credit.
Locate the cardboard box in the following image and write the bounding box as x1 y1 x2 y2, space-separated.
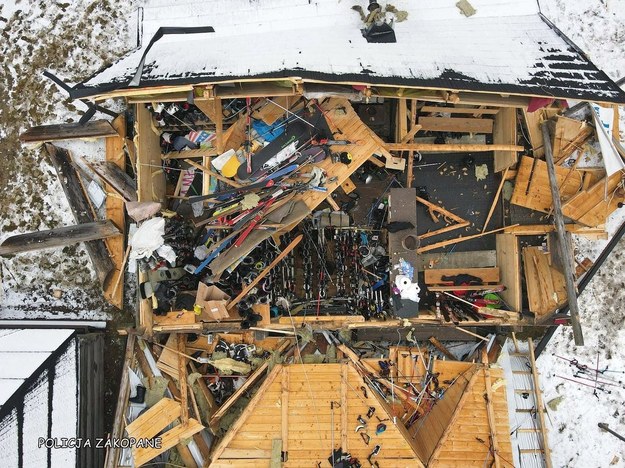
195 283 234 321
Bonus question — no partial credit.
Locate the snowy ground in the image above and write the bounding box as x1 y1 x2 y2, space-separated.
537 1 625 467
1 0 625 466
0 0 138 318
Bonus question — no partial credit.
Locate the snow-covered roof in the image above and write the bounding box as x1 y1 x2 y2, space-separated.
0 329 74 406
72 0 625 103
0 332 78 468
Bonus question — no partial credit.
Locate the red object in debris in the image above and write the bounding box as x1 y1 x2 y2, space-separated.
554 317 570 325
527 97 555 112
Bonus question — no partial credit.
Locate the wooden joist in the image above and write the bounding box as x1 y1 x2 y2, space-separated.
418 116 494 134
420 106 500 115
385 143 524 152
20 120 118 143
0 220 120 256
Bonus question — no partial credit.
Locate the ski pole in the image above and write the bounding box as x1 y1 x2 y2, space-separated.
556 375 611 393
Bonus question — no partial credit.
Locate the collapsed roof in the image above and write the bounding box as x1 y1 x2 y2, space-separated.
71 0 625 103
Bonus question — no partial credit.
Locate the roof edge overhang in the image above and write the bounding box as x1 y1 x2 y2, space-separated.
70 68 625 105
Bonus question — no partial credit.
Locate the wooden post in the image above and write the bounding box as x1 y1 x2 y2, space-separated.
341 362 348 451
541 122 584 346
281 366 289 457
177 334 189 424
528 338 553 468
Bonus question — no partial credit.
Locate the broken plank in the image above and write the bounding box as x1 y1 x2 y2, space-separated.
0 220 120 256
20 120 118 143
89 160 138 202
417 225 516 254
44 144 115 288
133 419 204 467
522 109 545 158
482 168 509 232
418 116 493 134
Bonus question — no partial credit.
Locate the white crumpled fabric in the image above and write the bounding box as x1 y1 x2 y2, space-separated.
129 217 166 262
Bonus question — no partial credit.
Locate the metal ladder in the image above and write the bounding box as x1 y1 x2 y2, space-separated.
504 335 553 468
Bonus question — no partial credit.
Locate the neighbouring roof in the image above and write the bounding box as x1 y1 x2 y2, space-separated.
0 329 74 406
72 0 625 103
0 330 78 468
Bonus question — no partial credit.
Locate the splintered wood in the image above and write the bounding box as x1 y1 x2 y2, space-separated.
512 156 624 227
522 246 567 317
125 397 204 467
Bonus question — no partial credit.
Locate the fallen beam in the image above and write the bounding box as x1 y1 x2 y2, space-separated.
88 160 138 202
541 122 584 346
386 143 524 152
20 120 118 143
0 220 120 256
45 144 115 288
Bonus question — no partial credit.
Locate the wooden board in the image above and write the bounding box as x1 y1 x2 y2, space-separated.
251 96 301 125
20 120 118 143
424 267 500 285
496 234 522 312
420 106 500 115
511 155 582 213
0 220 120 256
493 107 518 172
418 116 493 134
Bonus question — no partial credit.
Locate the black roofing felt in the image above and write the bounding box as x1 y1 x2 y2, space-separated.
69 14 625 104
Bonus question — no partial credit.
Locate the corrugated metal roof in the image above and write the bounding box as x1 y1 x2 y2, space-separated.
72 0 625 102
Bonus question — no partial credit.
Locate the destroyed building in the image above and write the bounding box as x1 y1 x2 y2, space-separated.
4 0 625 466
